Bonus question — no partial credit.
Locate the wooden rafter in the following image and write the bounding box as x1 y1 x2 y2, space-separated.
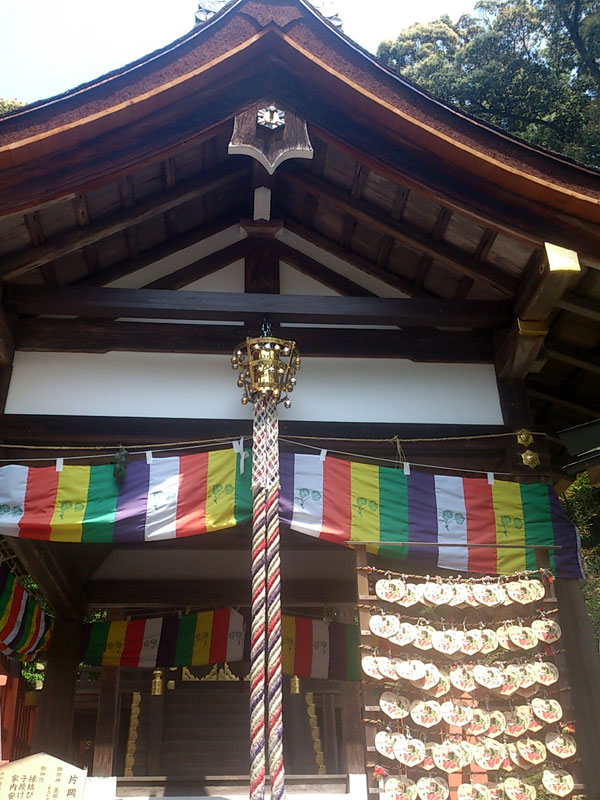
0 163 249 279
14 318 493 361
280 165 518 295
528 387 599 417
5 285 511 327
282 218 431 298
143 239 248 290
72 213 245 287
276 240 376 297
414 207 452 289
544 342 600 376
555 292 600 322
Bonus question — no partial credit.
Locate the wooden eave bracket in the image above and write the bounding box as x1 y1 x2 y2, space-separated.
498 241 581 378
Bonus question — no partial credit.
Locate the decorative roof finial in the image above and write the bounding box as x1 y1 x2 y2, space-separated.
309 0 343 28
195 0 229 24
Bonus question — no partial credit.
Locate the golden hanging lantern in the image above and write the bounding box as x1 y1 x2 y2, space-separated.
232 336 300 407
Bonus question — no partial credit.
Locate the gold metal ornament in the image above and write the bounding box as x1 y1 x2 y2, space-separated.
290 675 301 695
522 450 541 469
151 667 164 696
232 336 300 408
516 429 534 447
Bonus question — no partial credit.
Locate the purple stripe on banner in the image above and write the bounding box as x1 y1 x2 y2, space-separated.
547 487 584 579
407 472 438 565
279 451 295 528
156 614 179 667
327 622 346 681
113 461 150 543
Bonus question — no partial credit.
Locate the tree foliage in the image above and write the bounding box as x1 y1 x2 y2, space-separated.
377 0 600 165
0 98 25 115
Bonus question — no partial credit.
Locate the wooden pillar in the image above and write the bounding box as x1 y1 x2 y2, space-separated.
31 619 81 760
322 692 339 773
147 668 165 775
91 665 120 776
555 578 600 798
339 558 367 799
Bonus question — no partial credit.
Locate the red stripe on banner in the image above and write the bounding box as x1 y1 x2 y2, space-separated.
120 619 146 667
176 452 209 537
463 478 498 573
293 617 313 677
209 608 230 663
0 583 24 642
321 457 352 543
19 467 60 540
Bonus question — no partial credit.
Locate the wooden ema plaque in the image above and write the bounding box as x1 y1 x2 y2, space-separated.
0 753 87 800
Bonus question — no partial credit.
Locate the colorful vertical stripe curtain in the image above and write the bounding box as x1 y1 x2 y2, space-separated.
0 449 582 577
81 611 360 680
279 453 583 578
0 450 251 543
0 564 53 661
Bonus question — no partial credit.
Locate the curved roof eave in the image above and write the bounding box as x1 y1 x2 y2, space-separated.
0 0 598 221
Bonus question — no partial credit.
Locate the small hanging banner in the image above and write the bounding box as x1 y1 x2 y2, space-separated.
0 564 53 661
80 610 360 680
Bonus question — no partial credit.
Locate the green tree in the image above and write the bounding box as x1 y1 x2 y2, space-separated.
377 0 600 165
0 98 25 115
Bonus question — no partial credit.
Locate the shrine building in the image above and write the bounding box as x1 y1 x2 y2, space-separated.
0 1 599 799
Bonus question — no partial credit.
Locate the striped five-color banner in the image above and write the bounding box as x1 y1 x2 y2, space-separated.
0 449 251 543
82 608 245 668
0 564 53 661
279 453 583 578
81 610 360 680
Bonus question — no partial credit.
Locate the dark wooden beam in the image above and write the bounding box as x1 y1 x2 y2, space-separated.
73 214 244 287
495 319 548 379
275 241 376 297
6 285 511 327
280 165 518 296
14 318 493 361
0 163 250 279
282 218 430 298
85 579 356 608
0 306 14 367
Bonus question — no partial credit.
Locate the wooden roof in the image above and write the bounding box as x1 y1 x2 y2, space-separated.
0 0 599 475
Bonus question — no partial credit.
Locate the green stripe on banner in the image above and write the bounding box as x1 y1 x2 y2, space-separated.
379 467 409 559
520 483 552 571
345 623 360 681
174 614 196 666
12 599 34 655
84 621 110 665
82 464 120 543
234 451 252 526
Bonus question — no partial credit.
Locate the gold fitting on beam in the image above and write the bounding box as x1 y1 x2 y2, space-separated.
151 668 164 696
516 429 534 447
522 449 541 469
544 242 581 273
517 319 549 337
290 675 301 695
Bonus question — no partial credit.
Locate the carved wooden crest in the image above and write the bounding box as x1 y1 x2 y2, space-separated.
228 102 313 174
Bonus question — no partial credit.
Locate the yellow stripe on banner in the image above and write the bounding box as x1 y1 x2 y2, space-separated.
350 462 380 544
103 621 128 666
192 610 214 665
205 450 237 532
50 466 91 542
492 479 527 574
281 615 296 676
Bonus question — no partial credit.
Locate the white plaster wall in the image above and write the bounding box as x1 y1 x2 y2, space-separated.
5 352 503 424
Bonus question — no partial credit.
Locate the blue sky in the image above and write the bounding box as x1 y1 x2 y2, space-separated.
0 0 474 104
